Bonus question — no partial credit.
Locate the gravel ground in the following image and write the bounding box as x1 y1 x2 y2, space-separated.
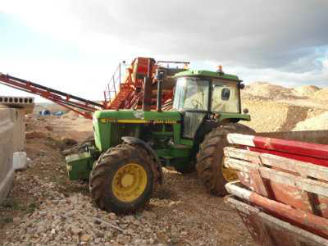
0 116 252 246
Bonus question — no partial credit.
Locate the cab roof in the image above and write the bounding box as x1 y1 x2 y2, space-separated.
174 69 240 81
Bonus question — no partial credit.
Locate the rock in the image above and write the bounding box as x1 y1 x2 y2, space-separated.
45 125 53 131
61 137 78 147
25 131 48 139
116 234 131 244
70 226 82 235
108 212 117 220
105 231 113 240
12 217 21 224
142 210 156 220
95 230 104 238
80 234 92 242
148 238 155 244
124 215 135 223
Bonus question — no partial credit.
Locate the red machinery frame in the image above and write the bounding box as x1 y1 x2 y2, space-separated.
0 73 103 119
0 57 189 118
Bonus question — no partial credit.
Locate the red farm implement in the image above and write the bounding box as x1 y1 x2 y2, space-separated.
0 57 188 118
103 57 188 110
0 73 103 119
224 134 328 246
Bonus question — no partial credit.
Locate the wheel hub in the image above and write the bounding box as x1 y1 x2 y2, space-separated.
112 163 147 202
121 174 134 188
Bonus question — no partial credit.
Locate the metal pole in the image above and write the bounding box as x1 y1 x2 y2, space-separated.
142 77 152 111
157 75 163 112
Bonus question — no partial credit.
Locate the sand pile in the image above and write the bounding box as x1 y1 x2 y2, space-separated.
293 111 328 131
241 100 310 132
242 82 296 101
292 85 320 97
311 88 328 101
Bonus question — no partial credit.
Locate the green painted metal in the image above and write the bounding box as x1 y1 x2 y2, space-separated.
65 152 93 180
93 110 181 151
94 110 181 121
174 69 240 81
218 112 251 122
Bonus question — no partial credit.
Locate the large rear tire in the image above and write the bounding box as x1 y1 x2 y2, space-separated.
89 144 156 214
196 123 255 196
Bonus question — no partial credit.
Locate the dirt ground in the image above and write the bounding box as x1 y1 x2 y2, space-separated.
0 115 252 246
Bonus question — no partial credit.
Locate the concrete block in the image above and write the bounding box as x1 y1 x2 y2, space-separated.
0 101 31 203
13 152 27 170
0 108 15 203
12 110 25 152
0 96 35 114
0 168 14 203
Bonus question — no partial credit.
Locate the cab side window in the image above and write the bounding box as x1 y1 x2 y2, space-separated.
221 88 230 101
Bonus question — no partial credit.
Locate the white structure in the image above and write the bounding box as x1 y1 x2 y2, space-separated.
0 97 34 202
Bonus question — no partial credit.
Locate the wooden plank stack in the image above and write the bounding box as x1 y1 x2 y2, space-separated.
224 133 328 246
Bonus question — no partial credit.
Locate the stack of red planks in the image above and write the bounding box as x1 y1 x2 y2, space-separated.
224 133 328 246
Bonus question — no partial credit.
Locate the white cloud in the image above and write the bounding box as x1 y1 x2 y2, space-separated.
0 0 327 103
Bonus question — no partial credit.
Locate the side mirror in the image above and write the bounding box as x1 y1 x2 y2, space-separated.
239 83 245 89
243 108 249 114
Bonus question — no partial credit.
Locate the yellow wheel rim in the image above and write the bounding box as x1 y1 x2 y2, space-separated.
112 163 147 202
221 157 238 181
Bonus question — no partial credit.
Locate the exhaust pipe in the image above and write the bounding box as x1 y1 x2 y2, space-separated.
156 70 164 112
142 76 152 111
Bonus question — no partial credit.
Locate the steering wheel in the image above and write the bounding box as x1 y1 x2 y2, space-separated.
191 99 202 109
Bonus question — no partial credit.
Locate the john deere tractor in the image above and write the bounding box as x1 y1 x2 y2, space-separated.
66 68 253 213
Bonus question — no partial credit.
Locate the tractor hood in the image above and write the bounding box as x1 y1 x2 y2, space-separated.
94 110 181 123
93 110 181 152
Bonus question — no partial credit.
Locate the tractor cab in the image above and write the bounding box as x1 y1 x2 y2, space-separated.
172 69 245 139
173 73 241 113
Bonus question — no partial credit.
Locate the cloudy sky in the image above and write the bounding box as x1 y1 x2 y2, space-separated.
0 0 328 102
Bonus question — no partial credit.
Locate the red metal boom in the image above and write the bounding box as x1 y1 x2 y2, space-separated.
0 73 104 119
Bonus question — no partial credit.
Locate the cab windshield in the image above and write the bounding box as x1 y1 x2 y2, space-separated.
211 80 240 113
173 77 209 111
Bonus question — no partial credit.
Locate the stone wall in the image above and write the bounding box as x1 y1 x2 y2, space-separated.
0 108 17 202
0 97 33 203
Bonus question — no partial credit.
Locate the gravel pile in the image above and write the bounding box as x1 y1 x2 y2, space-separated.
293 111 328 131
312 88 328 101
3 191 167 246
242 82 298 101
292 85 320 97
242 100 311 132
2 173 235 246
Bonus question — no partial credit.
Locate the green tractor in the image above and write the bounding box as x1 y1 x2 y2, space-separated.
66 68 253 213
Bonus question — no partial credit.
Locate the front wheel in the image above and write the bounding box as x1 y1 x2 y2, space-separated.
89 144 155 214
196 123 255 196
